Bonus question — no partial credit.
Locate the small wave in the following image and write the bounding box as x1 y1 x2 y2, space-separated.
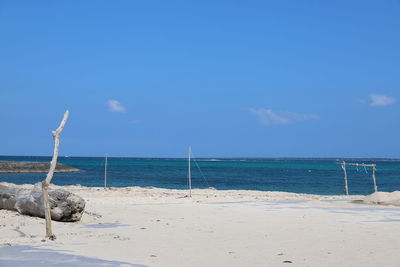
196 159 224 162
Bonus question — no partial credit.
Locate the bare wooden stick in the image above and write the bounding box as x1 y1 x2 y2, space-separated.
372 165 378 193
42 110 69 240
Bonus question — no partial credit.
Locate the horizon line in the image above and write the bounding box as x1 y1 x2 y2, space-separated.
1 155 400 161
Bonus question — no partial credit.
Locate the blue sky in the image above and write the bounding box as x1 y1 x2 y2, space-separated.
0 0 399 158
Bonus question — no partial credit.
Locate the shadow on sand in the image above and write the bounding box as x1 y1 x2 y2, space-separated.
0 245 147 267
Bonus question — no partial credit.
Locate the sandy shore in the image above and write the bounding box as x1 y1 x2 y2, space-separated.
1 185 400 266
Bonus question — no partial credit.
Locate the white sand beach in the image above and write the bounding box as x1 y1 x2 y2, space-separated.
1 185 400 267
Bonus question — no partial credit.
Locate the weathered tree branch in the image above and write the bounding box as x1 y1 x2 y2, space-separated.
42 110 69 240
44 110 70 185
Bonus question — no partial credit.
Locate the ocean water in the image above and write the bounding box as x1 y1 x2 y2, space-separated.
1 156 400 195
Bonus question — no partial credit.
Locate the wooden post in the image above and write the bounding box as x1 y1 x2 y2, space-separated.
188 146 192 197
341 161 349 195
42 110 69 240
104 153 108 189
372 165 378 193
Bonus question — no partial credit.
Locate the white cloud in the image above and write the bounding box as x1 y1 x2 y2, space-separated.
249 108 320 126
368 94 396 107
107 99 126 113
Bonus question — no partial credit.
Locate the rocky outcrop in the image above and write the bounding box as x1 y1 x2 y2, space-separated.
0 161 80 173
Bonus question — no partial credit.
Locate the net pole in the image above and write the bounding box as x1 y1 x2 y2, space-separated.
341 161 349 195
372 165 378 193
104 153 108 189
188 147 192 197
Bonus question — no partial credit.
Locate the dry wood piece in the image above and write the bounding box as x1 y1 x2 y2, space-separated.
0 111 85 241
0 182 85 222
42 110 70 240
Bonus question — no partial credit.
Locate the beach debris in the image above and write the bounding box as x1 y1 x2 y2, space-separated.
84 211 102 219
0 182 86 222
0 111 85 241
283 260 293 263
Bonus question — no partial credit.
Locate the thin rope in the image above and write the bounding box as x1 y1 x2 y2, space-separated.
364 165 368 174
191 152 211 188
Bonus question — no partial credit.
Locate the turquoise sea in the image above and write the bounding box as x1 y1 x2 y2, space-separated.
1 156 400 195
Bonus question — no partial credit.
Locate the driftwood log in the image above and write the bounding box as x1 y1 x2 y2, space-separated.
0 182 85 222
0 110 85 241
